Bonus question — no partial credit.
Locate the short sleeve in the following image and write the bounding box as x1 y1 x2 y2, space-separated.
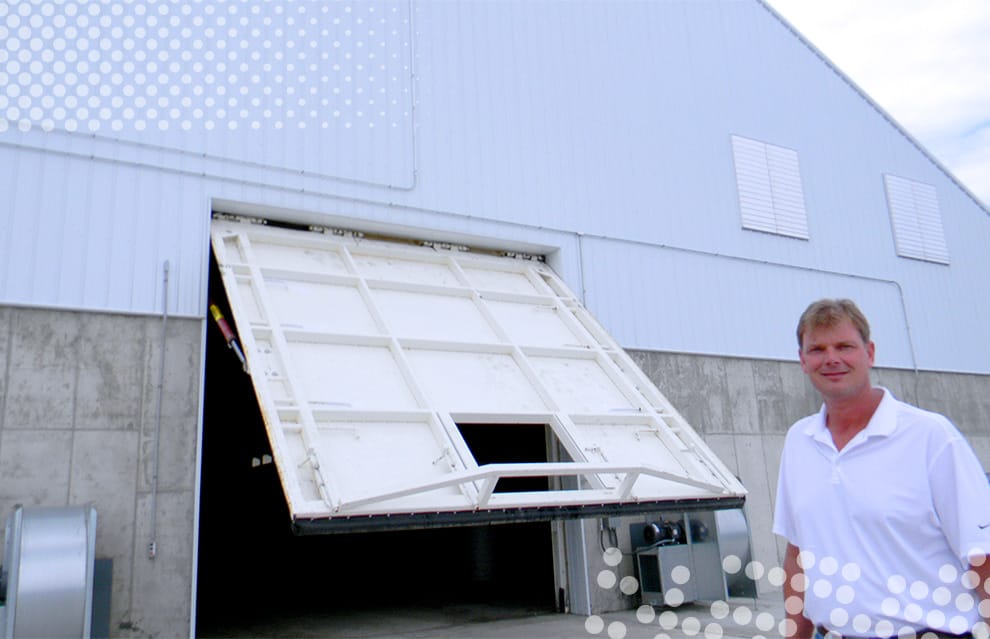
773 434 798 544
929 434 990 564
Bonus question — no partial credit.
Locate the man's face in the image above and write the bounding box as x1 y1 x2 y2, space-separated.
799 317 875 402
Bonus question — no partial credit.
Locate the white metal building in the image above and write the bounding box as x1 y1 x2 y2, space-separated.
1 1 989 637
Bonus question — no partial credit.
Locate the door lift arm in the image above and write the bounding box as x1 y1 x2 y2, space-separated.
209 301 248 372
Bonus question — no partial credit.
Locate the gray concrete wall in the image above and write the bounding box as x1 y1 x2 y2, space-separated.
0 306 201 639
4 306 989 628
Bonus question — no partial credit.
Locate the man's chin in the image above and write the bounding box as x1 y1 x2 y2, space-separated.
812 377 853 394
813 377 844 390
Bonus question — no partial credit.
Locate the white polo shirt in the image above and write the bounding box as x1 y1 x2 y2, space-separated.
773 388 990 637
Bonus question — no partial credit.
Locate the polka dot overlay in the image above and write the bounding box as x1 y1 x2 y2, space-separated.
0 0 413 134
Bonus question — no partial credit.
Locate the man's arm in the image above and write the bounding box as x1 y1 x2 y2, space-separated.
784 542 814 639
970 556 990 638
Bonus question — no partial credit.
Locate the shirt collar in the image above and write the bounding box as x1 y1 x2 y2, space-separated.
802 387 898 445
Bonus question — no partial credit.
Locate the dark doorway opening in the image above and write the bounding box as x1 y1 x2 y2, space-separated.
196 250 557 636
456 422 556 493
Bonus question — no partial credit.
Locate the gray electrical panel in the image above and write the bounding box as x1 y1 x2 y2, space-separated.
631 509 755 607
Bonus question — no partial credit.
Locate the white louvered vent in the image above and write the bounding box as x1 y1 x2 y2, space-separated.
884 174 950 265
731 135 809 240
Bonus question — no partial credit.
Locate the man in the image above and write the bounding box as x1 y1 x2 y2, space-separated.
774 298 990 639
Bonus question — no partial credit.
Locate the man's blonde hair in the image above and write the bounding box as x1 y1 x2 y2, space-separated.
796 298 871 348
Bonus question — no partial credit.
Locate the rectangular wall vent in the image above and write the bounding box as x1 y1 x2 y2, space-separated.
884 174 950 265
731 135 809 240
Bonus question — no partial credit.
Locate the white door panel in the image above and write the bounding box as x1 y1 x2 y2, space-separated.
211 219 746 527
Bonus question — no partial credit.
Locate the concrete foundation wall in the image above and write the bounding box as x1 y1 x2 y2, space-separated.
584 351 990 614
626 350 990 598
4 305 990 630
0 306 202 639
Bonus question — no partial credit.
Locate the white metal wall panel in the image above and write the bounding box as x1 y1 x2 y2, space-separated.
0 147 208 316
211 219 745 522
0 0 415 189
2 0 990 373
578 235 917 369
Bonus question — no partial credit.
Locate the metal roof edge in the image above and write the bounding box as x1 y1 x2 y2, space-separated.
754 0 990 216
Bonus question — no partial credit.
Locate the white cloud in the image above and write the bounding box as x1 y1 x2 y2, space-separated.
765 0 990 207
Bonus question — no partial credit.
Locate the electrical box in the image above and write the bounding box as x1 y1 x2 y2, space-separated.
630 509 755 607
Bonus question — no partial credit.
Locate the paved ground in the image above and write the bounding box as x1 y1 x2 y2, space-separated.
201 596 786 638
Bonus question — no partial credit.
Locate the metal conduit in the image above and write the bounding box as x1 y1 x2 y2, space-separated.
148 260 169 560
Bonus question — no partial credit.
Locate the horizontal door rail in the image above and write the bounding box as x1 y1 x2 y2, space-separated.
335 462 728 513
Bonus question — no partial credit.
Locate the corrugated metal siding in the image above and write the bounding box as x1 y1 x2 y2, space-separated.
0 147 208 316
577 235 915 369
2 0 990 373
0 1 416 188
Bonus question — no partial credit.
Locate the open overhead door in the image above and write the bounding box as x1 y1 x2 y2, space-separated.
210 218 746 533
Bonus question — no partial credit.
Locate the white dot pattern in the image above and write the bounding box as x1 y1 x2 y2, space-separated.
836 584 855 605
852 614 872 634
658 610 679 630
829 608 849 628
721 554 741 574
932 586 951 606
587 551 986 638
704 622 723 639
597 569 617 589
910 581 930 600
819 556 839 576
681 617 701 636
586 615 605 635
671 565 691 584
904 602 924 623
888 574 907 594
710 600 730 619
842 562 862 582
732 606 752 625
619 576 639 595
635 605 655 624
607 620 627 639
0 0 413 134
664 587 685 607
745 561 765 580
949 615 970 634
603 547 623 567
813 578 833 598
767 566 787 587
956 592 975 612
939 564 959 583
755 612 776 631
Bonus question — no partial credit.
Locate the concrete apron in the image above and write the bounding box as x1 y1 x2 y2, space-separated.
198 596 783 638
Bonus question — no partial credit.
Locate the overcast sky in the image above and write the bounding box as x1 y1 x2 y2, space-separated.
764 0 989 208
